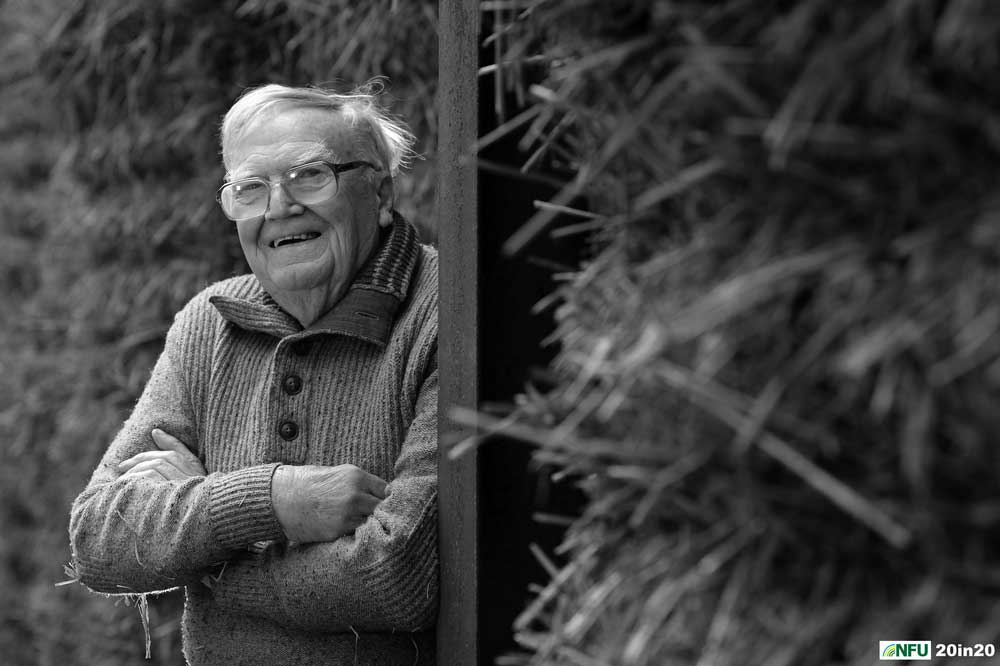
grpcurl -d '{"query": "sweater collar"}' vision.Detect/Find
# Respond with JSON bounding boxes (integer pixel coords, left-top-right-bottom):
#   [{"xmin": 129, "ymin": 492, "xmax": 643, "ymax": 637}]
[{"xmin": 209, "ymin": 213, "xmax": 421, "ymax": 346}]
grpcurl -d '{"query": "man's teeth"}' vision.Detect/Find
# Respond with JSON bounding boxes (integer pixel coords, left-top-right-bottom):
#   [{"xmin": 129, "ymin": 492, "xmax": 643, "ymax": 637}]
[{"xmin": 272, "ymin": 232, "xmax": 320, "ymax": 248}]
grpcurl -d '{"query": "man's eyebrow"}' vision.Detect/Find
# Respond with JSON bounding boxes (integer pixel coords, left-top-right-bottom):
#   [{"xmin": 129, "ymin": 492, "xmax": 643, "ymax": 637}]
[
  {"xmin": 228, "ymin": 145, "xmax": 334, "ymax": 180},
  {"xmin": 296, "ymin": 146, "xmax": 334, "ymax": 163}
]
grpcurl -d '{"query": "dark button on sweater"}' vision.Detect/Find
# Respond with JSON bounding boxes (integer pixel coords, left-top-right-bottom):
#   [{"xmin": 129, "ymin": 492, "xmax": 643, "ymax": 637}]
[
  {"xmin": 282, "ymin": 374, "xmax": 303, "ymax": 395},
  {"xmin": 278, "ymin": 421, "xmax": 299, "ymax": 441}
]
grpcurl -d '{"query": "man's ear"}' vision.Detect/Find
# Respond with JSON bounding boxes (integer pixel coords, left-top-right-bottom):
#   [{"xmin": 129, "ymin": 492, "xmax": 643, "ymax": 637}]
[{"xmin": 376, "ymin": 174, "xmax": 394, "ymax": 227}]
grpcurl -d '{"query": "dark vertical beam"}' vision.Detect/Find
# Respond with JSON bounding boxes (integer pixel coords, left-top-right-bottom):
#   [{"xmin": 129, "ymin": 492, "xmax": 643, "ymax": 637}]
[{"xmin": 437, "ymin": 0, "xmax": 480, "ymax": 664}]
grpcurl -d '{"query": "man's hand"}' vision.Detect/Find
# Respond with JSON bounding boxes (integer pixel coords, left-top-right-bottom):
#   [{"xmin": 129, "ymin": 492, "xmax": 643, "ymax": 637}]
[
  {"xmin": 271, "ymin": 464, "xmax": 388, "ymax": 544},
  {"xmin": 118, "ymin": 429, "xmax": 207, "ymax": 481}
]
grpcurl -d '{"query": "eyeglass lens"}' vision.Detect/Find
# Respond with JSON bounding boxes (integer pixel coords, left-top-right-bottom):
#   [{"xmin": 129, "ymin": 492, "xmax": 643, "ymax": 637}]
[{"xmin": 220, "ymin": 163, "xmax": 339, "ymax": 220}]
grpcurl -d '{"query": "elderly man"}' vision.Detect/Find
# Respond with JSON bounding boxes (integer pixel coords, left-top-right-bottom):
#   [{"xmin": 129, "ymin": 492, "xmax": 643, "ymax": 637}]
[{"xmin": 69, "ymin": 82, "xmax": 439, "ymax": 665}]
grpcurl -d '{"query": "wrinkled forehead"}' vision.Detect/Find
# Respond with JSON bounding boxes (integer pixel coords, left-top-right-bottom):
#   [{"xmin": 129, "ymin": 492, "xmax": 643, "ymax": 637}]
[{"xmin": 224, "ymin": 106, "xmax": 376, "ymax": 179}]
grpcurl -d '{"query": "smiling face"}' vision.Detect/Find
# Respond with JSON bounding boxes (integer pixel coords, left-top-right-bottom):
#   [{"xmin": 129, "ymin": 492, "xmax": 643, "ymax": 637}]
[{"xmin": 225, "ymin": 106, "xmax": 393, "ymax": 323}]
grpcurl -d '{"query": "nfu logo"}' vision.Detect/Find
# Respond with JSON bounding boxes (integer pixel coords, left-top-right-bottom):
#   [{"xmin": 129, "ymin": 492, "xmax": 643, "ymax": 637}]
[{"xmin": 879, "ymin": 641, "xmax": 932, "ymax": 660}]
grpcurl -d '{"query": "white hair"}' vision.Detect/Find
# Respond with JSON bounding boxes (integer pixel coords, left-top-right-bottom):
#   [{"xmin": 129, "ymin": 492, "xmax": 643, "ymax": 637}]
[{"xmin": 220, "ymin": 79, "xmax": 417, "ymax": 178}]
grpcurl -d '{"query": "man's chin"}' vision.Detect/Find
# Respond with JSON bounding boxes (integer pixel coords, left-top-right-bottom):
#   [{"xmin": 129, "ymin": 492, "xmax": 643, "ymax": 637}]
[
  {"xmin": 256, "ymin": 262, "xmax": 347, "ymax": 299},
  {"xmin": 264, "ymin": 269, "xmax": 329, "ymax": 293}
]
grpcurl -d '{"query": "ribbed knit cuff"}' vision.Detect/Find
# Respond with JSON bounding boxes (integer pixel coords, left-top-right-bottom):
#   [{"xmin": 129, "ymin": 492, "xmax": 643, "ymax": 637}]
[{"xmin": 209, "ymin": 464, "xmax": 285, "ymax": 551}]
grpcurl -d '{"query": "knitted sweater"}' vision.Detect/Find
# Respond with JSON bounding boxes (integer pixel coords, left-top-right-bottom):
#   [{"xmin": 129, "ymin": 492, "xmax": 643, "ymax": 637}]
[{"xmin": 69, "ymin": 217, "xmax": 439, "ymax": 665}]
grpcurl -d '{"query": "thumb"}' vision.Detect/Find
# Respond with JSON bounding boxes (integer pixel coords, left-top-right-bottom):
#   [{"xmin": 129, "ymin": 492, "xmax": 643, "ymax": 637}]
[{"xmin": 151, "ymin": 428, "xmax": 194, "ymax": 456}]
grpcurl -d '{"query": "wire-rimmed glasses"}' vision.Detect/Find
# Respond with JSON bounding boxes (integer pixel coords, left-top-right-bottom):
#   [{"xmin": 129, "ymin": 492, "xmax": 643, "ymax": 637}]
[{"xmin": 217, "ymin": 160, "xmax": 378, "ymax": 221}]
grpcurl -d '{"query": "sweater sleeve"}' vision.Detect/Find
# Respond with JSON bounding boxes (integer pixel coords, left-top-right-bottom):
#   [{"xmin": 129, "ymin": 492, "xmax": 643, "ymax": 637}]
[
  {"xmin": 206, "ymin": 365, "xmax": 439, "ymax": 632},
  {"xmin": 68, "ymin": 305, "xmax": 286, "ymax": 594}
]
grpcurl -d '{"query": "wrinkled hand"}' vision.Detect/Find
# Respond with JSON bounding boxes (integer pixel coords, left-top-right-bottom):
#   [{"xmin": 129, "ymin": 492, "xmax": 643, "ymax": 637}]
[
  {"xmin": 118, "ymin": 429, "xmax": 207, "ymax": 481},
  {"xmin": 271, "ymin": 464, "xmax": 388, "ymax": 544}
]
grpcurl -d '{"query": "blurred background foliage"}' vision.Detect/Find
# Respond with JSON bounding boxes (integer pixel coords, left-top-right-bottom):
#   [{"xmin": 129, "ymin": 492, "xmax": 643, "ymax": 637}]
[{"xmin": 0, "ymin": 0, "xmax": 437, "ymax": 663}]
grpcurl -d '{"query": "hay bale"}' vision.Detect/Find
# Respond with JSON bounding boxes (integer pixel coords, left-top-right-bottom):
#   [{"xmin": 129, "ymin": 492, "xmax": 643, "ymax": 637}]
[{"xmin": 485, "ymin": 1, "xmax": 1000, "ymax": 664}]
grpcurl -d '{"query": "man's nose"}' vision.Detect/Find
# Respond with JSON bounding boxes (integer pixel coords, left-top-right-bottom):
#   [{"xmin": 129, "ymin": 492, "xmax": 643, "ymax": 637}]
[{"xmin": 264, "ymin": 182, "xmax": 303, "ymax": 219}]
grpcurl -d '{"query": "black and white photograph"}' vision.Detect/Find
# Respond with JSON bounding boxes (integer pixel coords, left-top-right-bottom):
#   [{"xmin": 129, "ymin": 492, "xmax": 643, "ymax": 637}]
[{"xmin": 2, "ymin": 1, "xmax": 999, "ymax": 664}]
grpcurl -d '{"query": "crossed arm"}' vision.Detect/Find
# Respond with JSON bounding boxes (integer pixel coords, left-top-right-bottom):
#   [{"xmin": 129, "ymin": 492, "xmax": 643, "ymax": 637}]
[
  {"xmin": 118, "ymin": 429, "xmax": 388, "ymax": 545},
  {"xmin": 69, "ymin": 342, "xmax": 439, "ymax": 632}
]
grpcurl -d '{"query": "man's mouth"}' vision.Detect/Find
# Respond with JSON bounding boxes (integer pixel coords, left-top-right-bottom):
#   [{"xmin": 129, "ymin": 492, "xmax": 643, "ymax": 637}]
[{"xmin": 270, "ymin": 232, "xmax": 321, "ymax": 248}]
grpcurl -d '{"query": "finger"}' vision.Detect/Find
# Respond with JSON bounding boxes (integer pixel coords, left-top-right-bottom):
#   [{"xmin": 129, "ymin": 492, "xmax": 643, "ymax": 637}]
[
  {"xmin": 343, "ymin": 510, "xmax": 374, "ymax": 535},
  {"xmin": 136, "ymin": 469, "xmax": 168, "ymax": 481},
  {"xmin": 121, "ymin": 461, "xmax": 171, "ymax": 481},
  {"xmin": 151, "ymin": 428, "xmax": 195, "ymax": 456},
  {"xmin": 356, "ymin": 494, "xmax": 381, "ymax": 515},
  {"xmin": 151, "ymin": 429, "xmax": 206, "ymax": 476},
  {"xmin": 346, "ymin": 496, "xmax": 381, "ymax": 532},
  {"xmin": 359, "ymin": 471, "xmax": 389, "ymax": 500},
  {"xmin": 118, "ymin": 450, "xmax": 202, "ymax": 476},
  {"xmin": 118, "ymin": 450, "xmax": 171, "ymax": 472},
  {"xmin": 122, "ymin": 459, "xmax": 185, "ymax": 481},
  {"xmin": 124, "ymin": 468, "xmax": 167, "ymax": 482}
]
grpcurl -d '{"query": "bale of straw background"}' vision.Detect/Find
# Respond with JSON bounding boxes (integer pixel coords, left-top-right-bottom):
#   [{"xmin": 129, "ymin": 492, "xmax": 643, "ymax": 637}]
[
  {"xmin": 0, "ymin": 1, "xmax": 436, "ymax": 663},
  {"xmin": 484, "ymin": 1, "xmax": 1000, "ymax": 664}
]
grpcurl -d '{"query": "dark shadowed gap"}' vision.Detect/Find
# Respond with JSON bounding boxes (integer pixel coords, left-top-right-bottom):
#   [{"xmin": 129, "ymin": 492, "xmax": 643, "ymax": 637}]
[{"xmin": 475, "ymin": 13, "xmax": 588, "ymax": 666}]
